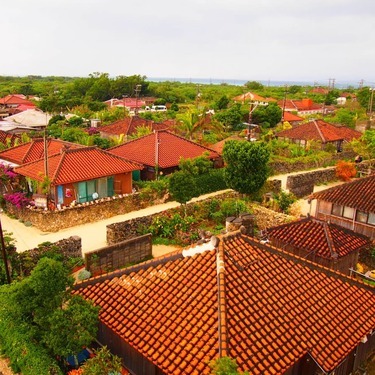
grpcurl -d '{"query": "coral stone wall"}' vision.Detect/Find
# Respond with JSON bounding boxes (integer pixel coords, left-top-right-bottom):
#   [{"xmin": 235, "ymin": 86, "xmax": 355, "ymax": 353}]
[
  {"xmin": 5, "ymin": 193, "xmax": 146, "ymax": 232},
  {"xmin": 286, "ymin": 168, "xmax": 337, "ymax": 198},
  {"xmin": 85, "ymin": 234, "xmax": 152, "ymax": 275},
  {"xmin": 269, "ymin": 150, "xmax": 355, "ymax": 174}
]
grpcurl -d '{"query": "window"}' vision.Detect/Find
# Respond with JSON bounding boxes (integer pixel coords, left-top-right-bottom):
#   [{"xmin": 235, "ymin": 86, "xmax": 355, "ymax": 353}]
[
  {"xmin": 343, "ymin": 206, "xmax": 354, "ymax": 219},
  {"xmin": 332, "ymin": 204, "xmax": 343, "ymax": 217},
  {"xmin": 356, "ymin": 211, "xmax": 368, "ymax": 223},
  {"xmin": 368, "ymin": 213, "xmax": 375, "ymax": 226}
]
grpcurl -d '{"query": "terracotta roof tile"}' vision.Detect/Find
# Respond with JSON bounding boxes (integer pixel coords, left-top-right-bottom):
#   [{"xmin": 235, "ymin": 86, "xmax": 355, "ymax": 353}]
[
  {"xmin": 0, "ymin": 138, "xmax": 82, "ymax": 165},
  {"xmin": 74, "ymin": 234, "xmax": 375, "ymax": 375},
  {"xmin": 267, "ymin": 217, "xmax": 370, "ymax": 259},
  {"xmin": 109, "ymin": 130, "xmax": 221, "ymax": 168},
  {"xmin": 311, "ymin": 175, "xmax": 375, "ymax": 213},
  {"xmin": 0, "ymin": 130, "xmax": 20, "ymax": 148},
  {"xmin": 277, "ymin": 120, "xmax": 361, "ymax": 143},
  {"xmin": 14, "ymin": 146, "xmax": 142, "ymax": 185}
]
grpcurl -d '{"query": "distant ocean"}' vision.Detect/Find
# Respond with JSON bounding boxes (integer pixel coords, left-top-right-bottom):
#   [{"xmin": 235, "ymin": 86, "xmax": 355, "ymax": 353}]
[{"xmin": 147, "ymin": 77, "xmax": 359, "ymax": 89}]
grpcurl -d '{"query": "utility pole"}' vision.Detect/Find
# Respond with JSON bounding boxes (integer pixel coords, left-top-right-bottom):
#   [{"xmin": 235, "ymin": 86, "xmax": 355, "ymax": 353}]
[
  {"xmin": 358, "ymin": 79, "xmax": 364, "ymax": 89},
  {"xmin": 369, "ymin": 87, "xmax": 374, "ymax": 118},
  {"xmin": 134, "ymin": 84, "xmax": 142, "ymax": 116},
  {"xmin": 282, "ymin": 84, "xmax": 288, "ymax": 122}
]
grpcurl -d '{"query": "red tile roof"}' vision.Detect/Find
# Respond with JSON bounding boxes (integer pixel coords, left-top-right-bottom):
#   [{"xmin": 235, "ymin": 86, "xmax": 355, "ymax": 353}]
[
  {"xmin": 282, "ymin": 111, "xmax": 303, "ymax": 122},
  {"xmin": 0, "ymin": 130, "xmax": 20, "ymax": 148},
  {"xmin": 233, "ymin": 92, "xmax": 276, "ymax": 103},
  {"xmin": 100, "ymin": 116, "xmax": 171, "ymax": 137},
  {"xmin": 14, "ymin": 146, "xmax": 142, "ymax": 185},
  {"xmin": 74, "ymin": 233, "xmax": 375, "ymax": 375},
  {"xmin": 278, "ymin": 99, "xmax": 323, "ymax": 112},
  {"xmin": 0, "ymin": 138, "xmax": 82, "ymax": 165},
  {"xmin": 311, "ymin": 175, "xmax": 375, "ymax": 213},
  {"xmin": 276, "ymin": 120, "xmax": 362, "ymax": 143},
  {"xmin": 267, "ymin": 217, "xmax": 370, "ymax": 259},
  {"xmin": 0, "ymin": 94, "xmax": 35, "ymax": 106},
  {"xmin": 109, "ymin": 130, "xmax": 221, "ymax": 168}
]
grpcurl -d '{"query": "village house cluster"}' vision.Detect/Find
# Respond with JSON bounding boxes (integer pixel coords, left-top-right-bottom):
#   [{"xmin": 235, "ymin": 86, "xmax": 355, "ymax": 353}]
[{"xmin": 0, "ymin": 85, "xmax": 374, "ymax": 374}]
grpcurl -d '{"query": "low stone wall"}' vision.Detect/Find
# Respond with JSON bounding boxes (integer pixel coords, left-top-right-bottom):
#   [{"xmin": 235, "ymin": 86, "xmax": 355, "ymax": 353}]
[
  {"xmin": 250, "ymin": 205, "xmax": 295, "ymax": 230},
  {"xmin": 286, "ymin": 168, "xmax": 337, "ymax": 198},
  {"xmin": 17, "ymin": 236, "xmax": 82, "ymax": 276},
  {"xmin": 5, "ymin": 193, "xmax": 148, "ymax": 232},
  {"xmin": 270, "ymin": 150, "xmax": 356, "ymax": 175},
  {"xmin": 106, "ymin": 191, "xmax": 238, "ymax": 245},
  {"xmin": 85, "ymin": 234, "xmax": 152, "ymax": 276}
]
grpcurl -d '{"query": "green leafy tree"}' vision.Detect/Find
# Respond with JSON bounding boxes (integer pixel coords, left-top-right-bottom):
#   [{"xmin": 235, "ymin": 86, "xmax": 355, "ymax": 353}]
[
  {"xmin": 215, "ymin": 95, "xmax": 230, "ymax": 110},
  {"xmin": 168, "ymin": 170, "xmax": 198, "ymax": 207},
  {"xmin": 177, "ymin": 110, "xmax": 201, "ymax": 140},
  {"xmin": 1, "ymin": 258, "xmax": 99, "ymax": 365},
  {"xmin": 244, "ymin": 81, "xmax": 264, "ymax": 90},
  {"xmin": 223, "ymin": 140, "xmax": 270, "ymax": 195},
  {"xmin": 214, "ymin": 103, "xmax": 244, "ymax": 131},
  {"xmin": 357, "ymin": 87, "xmax": 373, "ymax": 111},
  {"xmin": 351, "ymin": 129, "xmax": 375, "ymax": 162},
  {"xmin": 43, "ymin": 295, "xmax": 99, "ymax": 357},
  {"xmin": 251, "ymin": 103, "xmax": 282, "ymax": 128},
  {"xmin": 179, "ymin": 152, "xmax": 212, "ymax": 176}
]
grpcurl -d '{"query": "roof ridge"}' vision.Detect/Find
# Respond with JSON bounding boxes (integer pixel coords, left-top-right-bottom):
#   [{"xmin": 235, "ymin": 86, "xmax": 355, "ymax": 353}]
[
  {"xmin": 322, "ymin": 221, "xmax": 338, "ymax": 258},
  {"xmin": 313, "ymin": 119, "xmax": 326, "ymax": 143},
  {"xmin": 73, "ymin": 249, "xmax": 185, "ymax": 290},
  {"xmin": 217, "ymin": 240, "xmax": 228, "ymax": 358},
  {"xmin": 236, "ymin": 233, "xmax": 375, "ymax": 292}
]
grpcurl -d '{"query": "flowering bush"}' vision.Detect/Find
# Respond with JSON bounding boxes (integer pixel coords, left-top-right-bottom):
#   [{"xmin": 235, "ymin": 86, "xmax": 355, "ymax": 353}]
[
  {"xmin": 0, "ymin": 163, "xmax": 17, "ymax": 181},
  {"xmin": 4, "ymin": 192, "xmax": 33, "ymax": 209},
  {"xmin": 336, "ymin": 160, "xmax": 357, "ymax": 181}
]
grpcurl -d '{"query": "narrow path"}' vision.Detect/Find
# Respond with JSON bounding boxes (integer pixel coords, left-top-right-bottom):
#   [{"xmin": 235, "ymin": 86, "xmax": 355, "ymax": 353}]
[{"xmin": 1, "ymin": 166, "xmax": 341, "ymax": 256}]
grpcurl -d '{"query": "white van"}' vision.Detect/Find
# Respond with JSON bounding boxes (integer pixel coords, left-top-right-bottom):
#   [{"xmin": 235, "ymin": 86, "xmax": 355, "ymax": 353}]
[{"xmin": 151, "ymin": 105, "xmax": 167, "ymax": 112}]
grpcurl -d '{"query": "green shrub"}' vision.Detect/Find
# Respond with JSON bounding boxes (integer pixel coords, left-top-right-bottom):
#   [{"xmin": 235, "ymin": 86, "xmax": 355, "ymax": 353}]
[
  {"xmin": 195, "ymin": 169, "xmax": 228, "ymax": 195},
  {"xmin": 273, "ymin": 191, "xmax": 297, "ymax": 214}
]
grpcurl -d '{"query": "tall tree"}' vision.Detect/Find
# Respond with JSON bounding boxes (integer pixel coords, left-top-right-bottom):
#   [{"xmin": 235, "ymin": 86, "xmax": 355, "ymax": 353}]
[
  {"xmin": 222, "ymin": 140, "xmax": 270, "ymax": 195},
  {"xmin": 0, "ymin": 257, "xmax": 99, "ymax": 371},
  {"xmin": 251, "ymin": 103, "xmax": 282, "ymax": 128}
]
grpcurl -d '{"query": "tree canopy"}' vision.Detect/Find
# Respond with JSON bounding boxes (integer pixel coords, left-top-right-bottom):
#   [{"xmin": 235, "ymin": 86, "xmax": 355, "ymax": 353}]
[
  {"xmin": 0, "ymin": 258, "xmax": 99, "ymax": 374},
  {"xmin": 222, "ymin": 140, "xmax": 270, "ymax": 195}
]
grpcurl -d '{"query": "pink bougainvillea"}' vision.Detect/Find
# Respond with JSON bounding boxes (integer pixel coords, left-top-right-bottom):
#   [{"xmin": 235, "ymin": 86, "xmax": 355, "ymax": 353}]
[{"xmin": 4, "ymin": 192, "xmax": 33, "ymax": 209}]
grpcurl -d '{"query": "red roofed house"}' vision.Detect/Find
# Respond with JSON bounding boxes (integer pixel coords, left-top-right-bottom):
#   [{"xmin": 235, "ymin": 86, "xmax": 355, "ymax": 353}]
[
  {"xmin": 281, "ymin": 111, "xmax": 304, "ymax": 125},
  {"xmin": 0, "ymin": 94, "xmax": 36, "ymax": 109},
  {"xmin": 109, "ymin": 130, "xmax": 222, "ymax": 180},
  {"xmin": 99, "ymin": 116, "xmax": 172, "ymax": 141},
  {"xmin": 0, "ymin": 138, "xmax": 82, "ymax": 167},
  {"xmin": 13, "ymin": 146, "xmax": 142, "ymax": 209},
  {"xmin": 310, "ymin": 175, "xmax": 375, "ymax": 239},
  {"xmin": 233, "ymin": 92, "xmax": 276, "ymax": 106},
  {"xmin": 0, "ymin": 130, "xmax": 20, "ymax": 149},
  {"xmin": 277, "ymin": 98, "xmax": 326, "ymax": 116},
  {"xmin": 266, "ymin": 217, "xmax": 371, "ymax": 274},
  {"xmin": 73, "ymin": 232, "xmax": 375, "ymax": 375},
  {"xmin": 276, "ymin": 119, "xmax": 362, "ymax": 152},
  {"xmin": 104, "ymin": 98, "xmax": 146, "ymax": 113}
]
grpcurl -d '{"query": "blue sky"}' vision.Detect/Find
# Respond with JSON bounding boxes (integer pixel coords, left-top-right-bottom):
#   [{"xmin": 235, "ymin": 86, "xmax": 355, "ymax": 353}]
[{"xmin": 2, "ymin": 0, "xmax": 375, "ymax": 85}]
